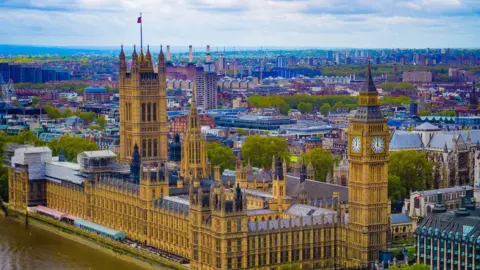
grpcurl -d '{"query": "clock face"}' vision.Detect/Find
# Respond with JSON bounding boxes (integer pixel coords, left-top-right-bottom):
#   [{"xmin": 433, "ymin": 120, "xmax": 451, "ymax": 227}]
[
  {"xmin": 351, "ymin": 136, "xmax": 361, "ymax": 153},
  {"xmin": 371, "ymin": 137, "xmax": 385, "ymax": 153}
]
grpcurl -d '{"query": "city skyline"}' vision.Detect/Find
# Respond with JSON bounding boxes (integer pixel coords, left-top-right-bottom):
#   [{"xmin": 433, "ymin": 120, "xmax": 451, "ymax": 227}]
[{"xmin": 1, "ymin": 0, "xmax": 479, "ymax": 48}]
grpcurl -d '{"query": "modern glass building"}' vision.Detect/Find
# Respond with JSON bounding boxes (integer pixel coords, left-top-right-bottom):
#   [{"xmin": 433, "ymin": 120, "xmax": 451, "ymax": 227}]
[{"xmin": 416, "ymin": 191, "xmax": 480, "ymax": 270}]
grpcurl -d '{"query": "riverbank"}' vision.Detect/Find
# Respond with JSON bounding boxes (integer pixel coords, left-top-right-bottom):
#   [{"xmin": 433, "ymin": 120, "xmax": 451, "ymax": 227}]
[{"xmin": 4, "ymin": 204, "xmax": 188, "ymax": 270}]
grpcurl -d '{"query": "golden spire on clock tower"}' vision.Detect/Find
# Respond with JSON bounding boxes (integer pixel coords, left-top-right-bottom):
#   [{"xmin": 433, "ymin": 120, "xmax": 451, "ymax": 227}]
[{"xmin": 347, "ymin": 60, "xmax": 389, "ymax": 267}]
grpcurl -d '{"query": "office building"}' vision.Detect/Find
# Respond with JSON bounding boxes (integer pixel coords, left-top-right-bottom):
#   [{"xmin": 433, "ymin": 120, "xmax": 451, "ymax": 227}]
[
  {"xmin": 276, "ymin": 56, "xmax": 287, "ymax": 68},
  {"xmin": 195, "ymin": 67, "xmax": 218, "ymax": 110}
]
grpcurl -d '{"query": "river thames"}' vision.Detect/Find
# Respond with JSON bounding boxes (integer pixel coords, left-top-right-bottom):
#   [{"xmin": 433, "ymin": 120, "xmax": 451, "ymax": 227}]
[{"xmin": 0, "ymin": 215, "xmax": 143, "ymax": 270}]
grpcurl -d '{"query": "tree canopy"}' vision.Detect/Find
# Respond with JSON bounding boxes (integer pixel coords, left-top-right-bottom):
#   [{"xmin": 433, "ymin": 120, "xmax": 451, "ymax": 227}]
[
  {"xmin": 389, "ymin": 264, "xmax": 430, "ymax": 270},
  {"xmin": 417, "ymin": 110, "xmax": 432, "ymax": 116},
  {"xmin": 389, "ymin": 150, "xmax": 434, "ymax": 201},
  {"xmin": 297, "ymin": 102, "xmax": 313, "ymax": 114},
  {"xmin": 241, "ymin": 135, "xmax": 290, "ymax": 169},
  {"xmin": 302, "ymin": 148, "xmax": 337, "ymax": 182},
  {"xmin": 75, "ymin": 111, "xmax": 96, "ymax": 122},
  {"xmin": 380, "ymin": 95, "xmax": 412, "ymax": 105},
  {"xmin": 95, "ymin": 115, "xmax": 107, "ymax": 129},
  {"xmin": 207, "ymin": 143, "xmax": 236, "ymax": 174},
  {"xmin": 48, "ymin": 135, "xmax": 98, "ymax": 162},
  {"xmin": 379, "ymin": 82, "xmax": 416, "ymax": 92},
  {"xmin": 248, "ymin": 95, "xmax": 358, "ymax": 116}
]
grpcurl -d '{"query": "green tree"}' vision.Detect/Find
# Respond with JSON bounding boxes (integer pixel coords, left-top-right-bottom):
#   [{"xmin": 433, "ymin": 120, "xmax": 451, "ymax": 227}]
[
  {"xmin": 417, "ymin": 110, "xmax": 432, "ymax": 116},
  {"xmin": 389, "ymin": 264, "xmax": 430, "ymax": 270},
  {"xmin": 207, "ymin": 143, "xmax": 236, "ymax": 174},
  {"xmin": 241, "ymin": 135, "xmax": 290, "ymax": 169},
  {"xmin": 435, "ymin": 110, "xmax": 456, "ymax": 117},
  {"xmin": 297, "ymin": 102, "xmax": 313, "ymax": 114},
  {"xmin": 388, "ymin": 174, "xmax": 406, "ymax": 201},
  {"xmin": 319, "ymin": 103, "xmax": 331, "ymax": 116},
  {"xmin": 389, "ymin": 150, "xmax": 434, "ymax": 200},
  {"xmin": 44, "ymin": 105, "xmax": 62, "ymax": 119},
  {"xmin": 278, "ymin": 103, "xmax": 290, "ymax": 115},
  {"xmin": 62, "ymin": 108, "xmax": 74, "ymax": 118},
  {"xmin": 237, "ymin": 128, "xmax": 247, "ymax": 136},
  {"xmin": 48, "ymin": 135, "xmax": 98, "ymax": 162},
  {"xmin": 332, "ymin": 101, "xmax": 345, "ymax": 111},
  {"xmin": 381, "ymin": 95, "xmax": 411, "ymax": 105},
  {"xmin": 302, "ymin": 148, "xmax": 337, "ymax": 182},
  {"xmin": 95, "ymin": 115, "xmax": 107, "ymax": 129},
  {"xmin": 31, "ymin": 96, "xmax": 40, "ymax": 107},
  {"xmin": 75, "ymin": 111, "xmax": 96, "ymax": 122},
  {"xmin": 88, "ymin": 125, "xmax": 103, "ymax": 131}
]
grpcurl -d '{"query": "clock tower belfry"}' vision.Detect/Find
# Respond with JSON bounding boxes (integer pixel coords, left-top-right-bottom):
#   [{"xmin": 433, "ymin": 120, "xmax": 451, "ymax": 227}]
[{"xmin": 348, "ymin": 62, "xmax": 389, "ymax": 267}]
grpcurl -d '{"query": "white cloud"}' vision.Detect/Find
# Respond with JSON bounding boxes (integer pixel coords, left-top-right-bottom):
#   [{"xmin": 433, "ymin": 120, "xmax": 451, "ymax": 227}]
[{"xmin": 0, "ymin": 0, "xmax": 478, "ymax": 47}]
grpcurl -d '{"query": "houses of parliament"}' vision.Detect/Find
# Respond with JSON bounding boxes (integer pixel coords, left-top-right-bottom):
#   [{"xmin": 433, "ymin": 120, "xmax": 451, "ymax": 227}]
[{"xmin": 7, "ymin": 45, "xmax": 390, "ymax": 269}]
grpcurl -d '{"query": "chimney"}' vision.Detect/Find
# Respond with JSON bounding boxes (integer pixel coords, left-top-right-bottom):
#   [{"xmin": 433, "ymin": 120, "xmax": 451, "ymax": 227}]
[
  {"xmin": 432, "ymin": 192, "xmax": 446, "ymax": 213},
  {"xmin": 455, "ymin": 195, "xmax": 470, "ymax": 217},
  {"xmin": 206, "ymin": 45, "xmax": 211, "ymax": 63},
  {"xmin": 166, "ymin": 45, "xmax": 171, "ymax": 62},
  {"xmin": 465, "ymin": 188, "xmax": 476, "ymax": 210},
  {"xmin": 188, "ymin": 45, "xmax": 193, "ymax": 63}
]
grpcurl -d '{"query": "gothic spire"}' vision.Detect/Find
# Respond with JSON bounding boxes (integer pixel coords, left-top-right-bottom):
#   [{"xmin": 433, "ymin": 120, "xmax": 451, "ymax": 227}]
[
  {"xmin": 120, "ymin": 44, "xmax": 125, "ymax": 58},
  {"xmin": 130, "ymin": 144, "xmax": 141, "ymax": 184},
  {"xmin": 159, "ymin": 44, "xmax": 165, "ymax": 62},
  {"xmin": 362, "ymin": 59, "xmax": 377, "ymax": 93}
]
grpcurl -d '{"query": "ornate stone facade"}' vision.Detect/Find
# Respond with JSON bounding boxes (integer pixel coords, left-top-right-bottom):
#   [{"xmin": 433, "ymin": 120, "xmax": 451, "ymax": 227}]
[
  {"xmin": 7, "ymin": 51, "xmax": 390, "ymax": 269},
  {"xmin": 119, "ymin": 45, "xmax": 168, "ymax": 164}
]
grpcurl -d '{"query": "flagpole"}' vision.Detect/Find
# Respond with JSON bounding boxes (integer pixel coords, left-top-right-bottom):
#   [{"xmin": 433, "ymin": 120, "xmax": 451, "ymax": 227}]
[{"xmin": 140, "ymin": 12, "xmax": 143, "ymax": 50}]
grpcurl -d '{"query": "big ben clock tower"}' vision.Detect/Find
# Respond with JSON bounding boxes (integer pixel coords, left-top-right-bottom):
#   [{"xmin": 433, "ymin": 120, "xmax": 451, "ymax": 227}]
[{"xmin": 348, "ymin": 62, "xmax": 389, "ymax": 267}]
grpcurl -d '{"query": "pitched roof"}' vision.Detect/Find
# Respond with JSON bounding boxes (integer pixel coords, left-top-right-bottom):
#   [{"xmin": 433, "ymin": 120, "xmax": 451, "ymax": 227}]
[
  {"xmin": 389, "ymin": 131, "xmax": 423, "ymax": 150},
  {"xmin": 414, "ymin": 122, "xmax": 440, "ymax": 131},
  {"xmin": 286, "ymin": 175, "xmax": 348, "ymax": 201},
  {"xmin": 391, "ymin": 213, "xmax": 411, "ymax": 224}
]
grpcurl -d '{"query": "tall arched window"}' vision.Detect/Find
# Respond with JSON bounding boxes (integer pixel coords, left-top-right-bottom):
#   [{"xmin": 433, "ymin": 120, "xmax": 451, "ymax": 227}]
[
  {"xmin": 153, "ymin": 103, "xmax": 157, "ymax": 121},
  {"xmin": 153, "ymin": 139, "xmax": 158, "ymax": 157},
  {"xmin": 148, "ymin": 139, "xmax": 152, "ymax": 157},
  {"xmin": 147, "ymin": 103, "xmax": 151, "ymax": 122},
  {"xmin": 142, "ymin": 139, "xmax": 146, "ymax": 157},
  {"xmin": 142, "ymin": 103, "xmax": 146, "ymax": 122}
]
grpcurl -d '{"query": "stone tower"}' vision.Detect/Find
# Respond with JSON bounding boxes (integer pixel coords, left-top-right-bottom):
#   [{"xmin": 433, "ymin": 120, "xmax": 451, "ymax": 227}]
[
  {"xmin": 348, "ymin": 61, "xmax": 389, "ymax": 267},
  {"xmin": 269, "ymin": 157, "xmax": 290, "ymax": 212},
  {"xmin": 180, "ymin": 86, "xmax": 208, "ymax": 187},
  {"xmin": 119, "ymin": 45, "xmax": 168, "ymax": 164}
]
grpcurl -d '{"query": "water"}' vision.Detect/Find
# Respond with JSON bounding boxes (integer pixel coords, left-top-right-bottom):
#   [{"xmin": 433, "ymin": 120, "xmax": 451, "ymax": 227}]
[{"xmin": 0, "ymin": 216, "xmax": 141, "ymax": 270}]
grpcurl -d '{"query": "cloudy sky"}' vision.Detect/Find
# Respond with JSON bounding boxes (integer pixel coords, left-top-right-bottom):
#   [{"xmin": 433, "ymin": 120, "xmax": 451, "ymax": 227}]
[{"xmin": 1, "ymin": 0, "xmax": 479, "ymax": 48}]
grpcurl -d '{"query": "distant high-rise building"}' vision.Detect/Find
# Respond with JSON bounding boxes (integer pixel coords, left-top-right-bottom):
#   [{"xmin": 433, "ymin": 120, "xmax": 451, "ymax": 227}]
[
  {"xmin": 470, "ymin": 54, "xmax": 476, "ymax": 65},
  {"xmin": 287, "ymin": 56, "xmax": 296, "ymax": 66},
  {"xmin": 9, "ymin": 64, "xmax": 23, "ymax": 83},
  {"xmin": 56, "ymin": 71, "xmax": 70, "ymax": 81},
  {"xmin": 276, "ymin": 56, "xmax": 287, "ymax": 68},
  {"xmin": 41, "ymin": 69, "xmax": 56, "ymax": 83},
  {"xmin": 0, "ymin": 63, "xmax": 9, "ymax": 83},
  {"xmin": 346, "ymin": 57, "xmax": 352, "ymax": 65},
  {"xmin": 327, "ymin": 51, "xmax": 333, "ymax": 61},
  {"xmin": 195, "ymin": 68, "xmax": 218, "ymax": 110},
  {"xmin": 23, "ymin": 67, "xmax": 42, "ymax": 84},
  {"xmin": 335, "ymin": 53, "xmax": 340, "ymax": 64},
  {"xmin": 410, "ymin": 102, "xmax": 418, "ymax": 116}
]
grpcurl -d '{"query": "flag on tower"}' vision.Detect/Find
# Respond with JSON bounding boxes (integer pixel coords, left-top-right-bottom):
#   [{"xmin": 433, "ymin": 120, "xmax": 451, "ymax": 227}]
[{"xmin": 137, "ymin": 16, "xmax": 142, "ymax": 23}]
